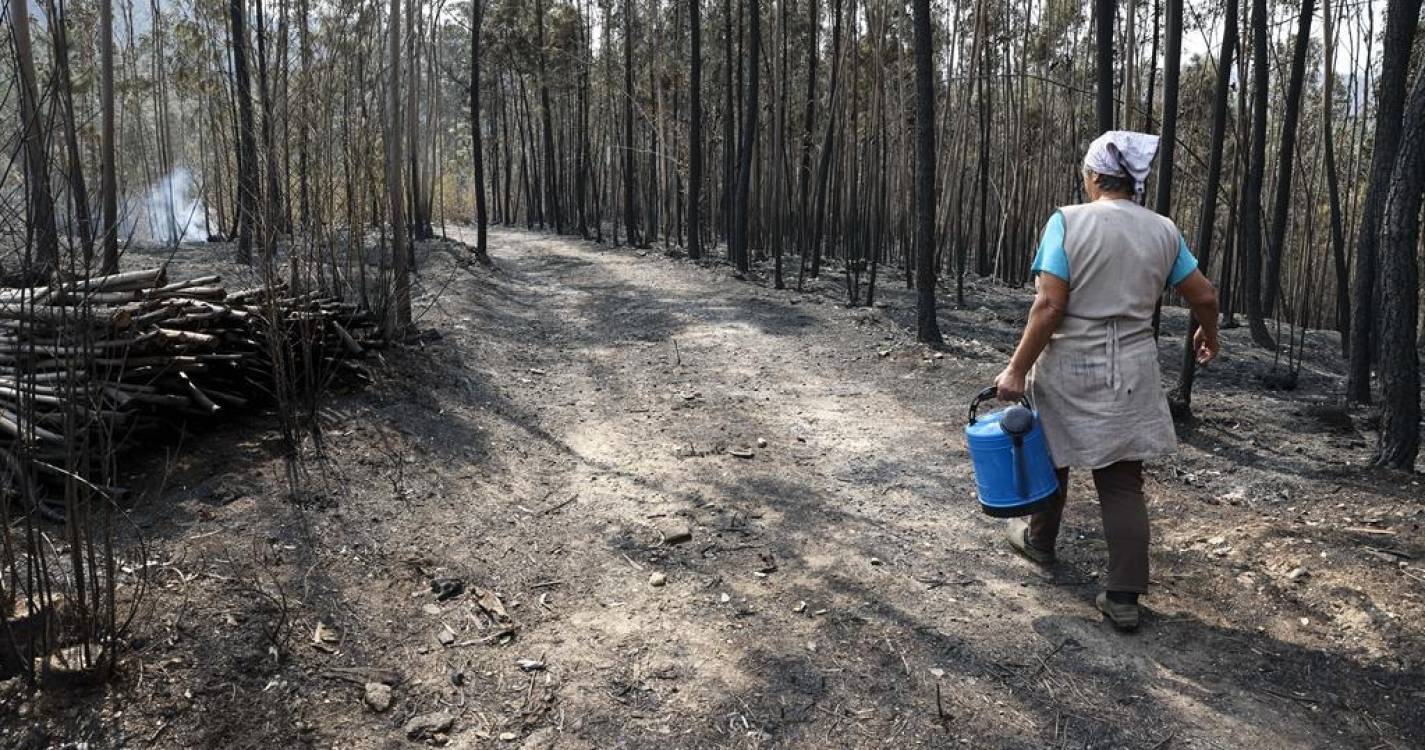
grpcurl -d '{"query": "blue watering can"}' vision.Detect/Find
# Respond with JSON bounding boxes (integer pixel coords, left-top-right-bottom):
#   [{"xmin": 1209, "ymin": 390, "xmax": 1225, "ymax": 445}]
[{"xmin": 964, "ymin": 386, "xmax": 1060, "ymax": 517}]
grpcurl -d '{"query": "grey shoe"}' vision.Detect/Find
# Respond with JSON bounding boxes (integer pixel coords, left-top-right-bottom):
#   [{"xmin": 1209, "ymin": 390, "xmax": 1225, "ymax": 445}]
[
  {"xmin": 1095, "ymin": 592, "xmax": 1141, "ymax": 632},
  {"xmin": 1005, "ymin": 519, "xmax": 1055, "ymax": 564}
]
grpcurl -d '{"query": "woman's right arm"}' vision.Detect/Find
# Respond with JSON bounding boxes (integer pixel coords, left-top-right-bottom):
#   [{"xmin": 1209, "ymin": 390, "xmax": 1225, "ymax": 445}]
[
  {"xmin": 994, "ymin": 274, "xmax": 1069, "ymax": 401},
  {"xmin": 1176, "ymin": 270, "xmax": 1220, "ymax": 364}
]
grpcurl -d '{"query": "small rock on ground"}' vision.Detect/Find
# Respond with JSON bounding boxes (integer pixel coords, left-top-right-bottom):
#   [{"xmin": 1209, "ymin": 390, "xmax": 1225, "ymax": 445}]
[
  {"xmin": 659, "ymin": 523, "xmax": 693, "ymax": 545},
  {"xmin": 520, "ymin": 728, "xmax": 558, "ymax": 750},
  {"xmin": 363, "ymin": 682, "xmax": 393, "ymax": 713},
  {"xmin": 404, "ymin": 710, "xmax": 454, "ymax": 740}
]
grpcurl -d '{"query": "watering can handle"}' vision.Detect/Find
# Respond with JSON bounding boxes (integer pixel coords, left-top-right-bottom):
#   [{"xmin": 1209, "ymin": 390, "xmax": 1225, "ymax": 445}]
[{"xmin": 967, "ymin": 386, "xmax": 1033, "ymax": 425}]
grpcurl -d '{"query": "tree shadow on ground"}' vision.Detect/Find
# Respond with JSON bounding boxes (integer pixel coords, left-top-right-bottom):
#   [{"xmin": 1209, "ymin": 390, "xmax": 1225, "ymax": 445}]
[
  {"xmin": 1175, "ymin": 421, "xmax": 1382, "ymax": 485},
  {"xmin": 24, "ymin": 229, "xmax": 1414, "ymax": 748},
  {"xmin": 483, "ymin": 244, "xmax": 824, "ymax": 344},
  {"xmin": 429, "ymin": 232, "xmax": 1420, "ymax": 747},
  {"xmin": 648, "ymin": 471, "xmax": 1424, "ymax": 748}
]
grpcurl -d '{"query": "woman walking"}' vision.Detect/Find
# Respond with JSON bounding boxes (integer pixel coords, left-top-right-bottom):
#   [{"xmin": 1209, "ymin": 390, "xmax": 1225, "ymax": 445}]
[{"xmin": 993, "ymin": 131, "xmax": 1220, "ymax": 631}]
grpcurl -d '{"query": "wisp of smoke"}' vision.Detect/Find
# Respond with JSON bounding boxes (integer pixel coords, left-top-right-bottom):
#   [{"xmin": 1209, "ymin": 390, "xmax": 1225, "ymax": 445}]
[{"xmin": 127, "ymin": 167, "xmax": 209, "ymax": 244}]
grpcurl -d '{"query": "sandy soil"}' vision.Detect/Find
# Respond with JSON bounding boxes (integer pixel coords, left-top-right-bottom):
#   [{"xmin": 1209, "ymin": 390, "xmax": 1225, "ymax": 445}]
[{"xmin": 2, "ymin": 227, "xmax": 1421, "ymax": 749}]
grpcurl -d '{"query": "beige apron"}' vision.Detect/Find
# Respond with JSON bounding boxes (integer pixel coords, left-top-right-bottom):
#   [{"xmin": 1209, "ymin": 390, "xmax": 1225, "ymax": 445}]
[{"xmin": 1028, "ymin": 199, "xmax": 1181, "ymax": 469}]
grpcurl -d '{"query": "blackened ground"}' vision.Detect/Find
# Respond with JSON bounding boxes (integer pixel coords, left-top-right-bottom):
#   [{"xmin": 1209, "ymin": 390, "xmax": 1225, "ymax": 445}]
[{"xmin": 3, "ymin": 227, "xmax": 1420, "ymax": 749}]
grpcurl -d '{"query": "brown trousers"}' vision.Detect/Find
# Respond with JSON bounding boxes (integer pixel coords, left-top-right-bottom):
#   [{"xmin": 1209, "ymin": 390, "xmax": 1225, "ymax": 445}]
[{"xmin": 1028, "ymin": 461, "xmax": 1149, "ymax": 594}]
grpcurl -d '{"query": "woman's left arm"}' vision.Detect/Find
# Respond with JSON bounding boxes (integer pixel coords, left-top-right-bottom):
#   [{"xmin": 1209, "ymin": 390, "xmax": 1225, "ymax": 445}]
[{"xmin": 994, "ymin": 275, "xmax": 1070, "ymax": 401}]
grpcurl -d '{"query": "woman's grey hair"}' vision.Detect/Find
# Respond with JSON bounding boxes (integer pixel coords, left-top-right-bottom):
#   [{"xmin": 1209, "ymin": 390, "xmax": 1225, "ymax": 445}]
[{"xmin": 1083, "ymin": 167, "xmax": 1136, "ymax": 196}]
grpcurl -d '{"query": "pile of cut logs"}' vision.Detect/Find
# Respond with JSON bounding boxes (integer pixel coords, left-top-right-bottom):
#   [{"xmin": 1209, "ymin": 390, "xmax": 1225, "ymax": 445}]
[{"xmin": 0, "ymin": 268, "xmax": 381, "ymax": 510}]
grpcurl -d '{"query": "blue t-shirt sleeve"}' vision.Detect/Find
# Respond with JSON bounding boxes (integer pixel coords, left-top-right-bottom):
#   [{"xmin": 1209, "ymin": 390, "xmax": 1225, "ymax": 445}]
[
  {"xmin": 1167, "ymin": 234, "xmax": 1199, "ymax": 287},
  {"xmin": 1030, "ymin": 211, "xmax": 1069, "ymax": 282}
]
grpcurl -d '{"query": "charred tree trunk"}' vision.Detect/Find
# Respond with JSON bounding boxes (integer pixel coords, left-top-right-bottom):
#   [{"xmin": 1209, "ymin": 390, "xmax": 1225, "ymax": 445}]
[
  {"xmin": 49, "ymin": 0, "xmax": 96, "ymax": 265},
  {"xmin": 1172, "ymin": 0, "xmax": 1236, "ymax": 414},
  {"xmin": 1262, "ymin": 0, "xmax": 1314, "ymax": 319},
  {"xmin": 1373, "ymin": 66, "xmax": 1425, "ymax": 469},
  {"xmin": 576, "ymin": 11, "xmax": 592, "ymax": 239},
  {"xmin": 470, "ymin": 0, "xmax": 489, "ymax": 260},
  {"xmin": 1321, "ymin": 0, "xmax": 1349, "ymax": 354},
  {"xmin": 230, "ymin": 0, "xmax": 261, "ymax": 265},
  {"xmin": 255, "ymin": 0, "xmax": 282, "ymax": 253},
  {"xmin": 297, "ymin": 0, "xmax": 313, "ymax": 233},
  {"xmin": 623, "ymin": 0, "xmax": 642, "ymax": 246},
  {"xmin": 911, "ymin": 0, "xmax": 942, "ymax": 345},
  {"xmin": 688, "ymin": 0, "xmax": 704, "ymax": 260},
  {"xmin": 1347, "ymin": 0, "xmax": 1422, "ymax": 403},
  {"xmin": 407, "ymin": 0, "xmax": 432, "ymax": 241},
  {"xmin": 1153, "ymin": 0, "xmax": 1181, "ymax": 216},
  {"xmin": 721, "ymin": 0, "xmax": 735, "ymax": 248},
  {"xmin": 794, "ymin": 0, "xmax": 817, "ymax": 273},
  {"xmin": 731, "ymin": 0, "xmax": 760, "ymax": 274},
  {"xmin": 387, "ymin": 0, "xmax": 412, "ymax": 334},
  {"xmin": 536, "ymin": 0, "xmax": 561, "ymax": 233},
  {"xmin": 1094, "ymin": 0, "xmax": 1114, "ymax": 132},
  {"xmin": 1148, "ymin": 0, "xmax": 1182, "ymax": 339},
  {"xmin": 771, "ymin": 0, "xmax": 788, "ymax": 289},
  {"xmin": 10, "ymin": 0, "xmax": 59, "ymax": 273},
  {"xmin": 1239, "ymin": 0, "xmax": 1275, "ymax": 349},
  {"xmin": 100, "ymin": 0, "xmax": 119, "ymax": 272},
  {"xmin": 808, "ymin": 0, "xmax": 844, "ymax": 280}
]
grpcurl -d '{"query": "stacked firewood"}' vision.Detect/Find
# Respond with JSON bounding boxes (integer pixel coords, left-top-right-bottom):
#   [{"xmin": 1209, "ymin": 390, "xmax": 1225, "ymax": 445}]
[{"xmin": 0, "ymin": 268, "xmax": 382, "ymax": 507}]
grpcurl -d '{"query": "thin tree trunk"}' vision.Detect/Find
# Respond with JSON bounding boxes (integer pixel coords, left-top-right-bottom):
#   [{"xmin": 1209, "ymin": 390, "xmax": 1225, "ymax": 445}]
[
  {"xmin": 688, "ymin": 0, "xmax": 704, "ymax": 259},
  {"xmin": 1220, "ymin": 28, "xmax": 1250, "ymax": 328},
  {"xmin": 10, "ymin": 0, "xmax": 59, "ymax": 273},
  {"xmin": 1122, "ymin": 0, "xmax": 1137, "ymax": 128},
  {"xmin": 794, "ymin": 0, "xmax": 818, "ymax": 273},
  {"xmin": 387, "ymin": 0, "xmax": 412, "ymax": 334},
  {"xmin": 536, "ymin": 0, "xmax": 561, "ymax": 233},
  {"xmin": 49, "ymin": 0, "xmax": 96, "ymax": 264},
  {"xmin": 912, "ymin": 0, "xmax": 942, "ymax": 344},
  {"xmin": 646, "ymin": 48, "xmax": 661, "ymax": 244},
  {"xmin": 407, "ymin": 0, "xmax": 430, "ymax": 241},
  {"xmin": 624, "ymin": 0, "xmax": 641, "ymax": 246},
  {"xmin": 721, "ymin": 0, "xmax": 735, "ymax": 248},
  {"xmin": 771, "ymin": 0, "xmax": 788, "ymax": 288},
  {"xmin": 731, "ymin": 0, "xmax": 760, "ymax": 274},
  {"xmin": 576, "ymin": 7, "xmax": 592, "ymax": 239},
  {"xmin": 1321, "ymin": 0, "xmax": 1350, "ymax": 355},
  {"xmin": 1239, "ymin": 0, "xmax": 1275, "ymax": 349},
  {"xmin": 255, "ymin": 0, "xmax": 281, "ymax": 253},
  {"xmin": 470, "ymin": 0, "xmax": 489, "ymax": 259},
  {"xmin": 276, "ymin": 0, "xmax": 292, "ymax": 234},
  {"xmin": 100, "ymin": 0, "xmax": 119, "ymax": 272},
  {"xmin": 1153, "ymin": 0, "xmax": 1180, "ymax": 216},
  {"xmin": 1262, "ymin": 0, "xmax": 1314, "ymax": 319},
  {"xmin": 230, "ymin": 0, "xmax": 261, "ymax": 265},
  {"xmin": 1142, "ymin": 0, "xmax": 1160, "ymax": 130},
  {"xmin": 516, "ymin": 76, "xmax": 536, "ymax": 227},
  {"xmin": 808, "ymin": 0, "xmax": 845, "ymax": 280},
  {"xmin": 298, "ymin": 0, "xmax": 312, "ymax": 233},
  {"xmin": 1094, "ymin": 0, "xmax": 1114, "ymax": 132},
  {"xmin": 1173, "ymin": 0, "xmax": 1236, "ymax": 413},
  {"xmin": 1147, "ymin": 0, "xmax": 1182, "ymax": 340}
]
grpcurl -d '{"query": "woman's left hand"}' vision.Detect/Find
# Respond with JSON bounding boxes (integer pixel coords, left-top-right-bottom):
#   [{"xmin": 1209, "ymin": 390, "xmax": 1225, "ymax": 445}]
[{"xmin": 994, "ymin": 366, "xmax": 1027, "ymax": 402}]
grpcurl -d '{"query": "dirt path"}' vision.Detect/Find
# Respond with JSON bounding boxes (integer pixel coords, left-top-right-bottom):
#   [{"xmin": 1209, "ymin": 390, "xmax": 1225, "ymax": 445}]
[{"xmin": 7, "ymin": 228, "xmax": 1420, "ymax": 749}]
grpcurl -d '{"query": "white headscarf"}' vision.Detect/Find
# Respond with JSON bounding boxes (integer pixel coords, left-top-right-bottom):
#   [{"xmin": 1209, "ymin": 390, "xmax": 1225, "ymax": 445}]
[{"xmin": 1083, "ymin": 131, "xmax": 1161, "ymax": 200}]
